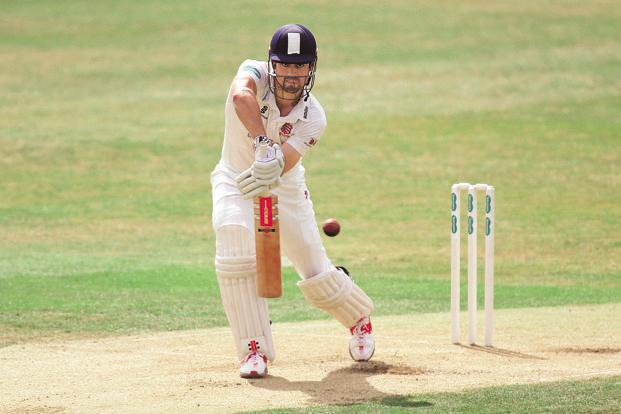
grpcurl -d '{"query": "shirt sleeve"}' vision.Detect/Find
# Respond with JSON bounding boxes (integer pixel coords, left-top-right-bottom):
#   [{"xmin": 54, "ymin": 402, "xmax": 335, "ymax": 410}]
[
  {"xmin": 286, "ymin": 106, "xmax": 327, "ymax": 157},
  {"xmin": 236, "ymin": 60, "xmax": 268, "ymax": 98}
]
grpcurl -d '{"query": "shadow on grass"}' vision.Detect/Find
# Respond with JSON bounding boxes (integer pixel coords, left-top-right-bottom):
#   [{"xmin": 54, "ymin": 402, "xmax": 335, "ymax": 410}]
[
  {"xmin": 382, "ymin": 395, "xmax": 433, "ymax": 408},
  {"xmin": 248, "ymin": 360, "xmax": 430, "ymax": 408}
]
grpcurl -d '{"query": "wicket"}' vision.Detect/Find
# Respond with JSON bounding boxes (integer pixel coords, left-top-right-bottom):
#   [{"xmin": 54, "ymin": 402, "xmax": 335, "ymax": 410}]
[{"xmin": 451, "ymin": 183, "xmax": 495, "ymax": 346}]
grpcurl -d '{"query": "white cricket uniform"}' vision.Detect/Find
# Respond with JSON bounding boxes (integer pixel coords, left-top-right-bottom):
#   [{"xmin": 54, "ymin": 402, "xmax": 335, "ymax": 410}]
[
  {"xmin": 212, "ymin": 59, "xmax": 331, "ymax": 279},
  {"xmin": 210, "ymin": 60, "xmax": 374, "ymax": 364}
]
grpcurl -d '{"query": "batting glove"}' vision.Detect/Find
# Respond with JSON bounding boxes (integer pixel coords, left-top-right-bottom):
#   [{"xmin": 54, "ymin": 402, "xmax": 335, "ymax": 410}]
[
  {"xmin": 234, "ymin": 139, "xmax": 284, "ymax": 199},
  {"xmin": 251, "ymin": 139, "xmax": 284, "ymax": 185},
  {"xmin": 235, "ymin": 168, "xmax": 279, "ymax": 199}
]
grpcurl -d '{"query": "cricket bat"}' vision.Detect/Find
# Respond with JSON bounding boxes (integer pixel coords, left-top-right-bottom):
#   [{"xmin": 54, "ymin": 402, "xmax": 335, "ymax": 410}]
[{"xmin": 254, "ymin": 195, "xmax": 282, "ymax": 298}]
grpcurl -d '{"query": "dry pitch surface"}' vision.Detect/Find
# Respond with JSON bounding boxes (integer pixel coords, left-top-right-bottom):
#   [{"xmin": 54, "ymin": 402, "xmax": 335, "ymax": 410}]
[{"xmin": 2, "ymin": 304, "xmax": 620, "ymax": 414}]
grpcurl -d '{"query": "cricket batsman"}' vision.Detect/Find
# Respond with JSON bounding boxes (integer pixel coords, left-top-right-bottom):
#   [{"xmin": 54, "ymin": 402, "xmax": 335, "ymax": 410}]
[{"xmin": 210, "ymin": 24, "xmax": 375, "ymax": 378}]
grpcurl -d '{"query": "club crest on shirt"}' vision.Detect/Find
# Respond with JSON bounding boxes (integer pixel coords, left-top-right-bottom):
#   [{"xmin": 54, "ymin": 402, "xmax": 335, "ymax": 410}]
[
  {"xmin": 279, "ymin": 123, "xmax": 294, "ymax": 140},
  {"xmin": 304, "ymin": 138, "xmax": 317, "ymax": 147}
]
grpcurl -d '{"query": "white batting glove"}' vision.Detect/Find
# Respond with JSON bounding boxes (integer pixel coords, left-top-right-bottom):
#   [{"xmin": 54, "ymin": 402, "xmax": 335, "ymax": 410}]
[
  {"xmin": 235, "ymin": 138, "xmax": 285, "ymax": 199},
  {"xmin": 235, "ymin": 167, "xmax": 279, "ymax": 199},
  {"xmin": 251, "ymin": 141, "xmax": 284, "ymax": 185}
]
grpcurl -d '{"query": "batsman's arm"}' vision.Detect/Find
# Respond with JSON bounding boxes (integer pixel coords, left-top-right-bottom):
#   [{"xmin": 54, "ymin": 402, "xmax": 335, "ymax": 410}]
[
  {"xmin": 280, "ymin": 143, "xmax": 301, "ymax": 174},
  {"xmin": 232, "ymin": 75, "xmax": 301, "ymax": 175},
  {"xmin": 231, "ymin": 75, "xmax": 266, "ymax": 139}
]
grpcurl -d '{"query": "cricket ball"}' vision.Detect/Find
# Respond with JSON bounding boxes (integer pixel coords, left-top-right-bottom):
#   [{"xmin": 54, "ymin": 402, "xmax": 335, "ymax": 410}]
[{"xmin": 322, "ymin": 218, "xmax": 340, "ymax": 237}]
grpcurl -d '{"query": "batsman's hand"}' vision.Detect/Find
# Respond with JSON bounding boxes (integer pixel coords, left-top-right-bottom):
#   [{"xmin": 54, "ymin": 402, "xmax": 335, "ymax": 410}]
[
  {"xmin": 252, "ymin": 141, "xmax": 284, "ymax": 184},
  {"xmin": 235, "ymin": 168, "xmax": 279, "ymax": 199},
  {"xmin": 235, "ymin": 140, "xmax": 284, "ymax": 199}
]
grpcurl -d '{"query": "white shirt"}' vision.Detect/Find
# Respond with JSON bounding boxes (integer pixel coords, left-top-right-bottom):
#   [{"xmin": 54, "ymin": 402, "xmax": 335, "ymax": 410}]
[{"xmin": 219, "ymin": 60, "xmax": 327, "ymax": 173}]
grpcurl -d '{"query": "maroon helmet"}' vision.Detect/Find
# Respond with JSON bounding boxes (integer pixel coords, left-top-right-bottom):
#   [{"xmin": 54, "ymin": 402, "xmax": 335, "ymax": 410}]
[{"xmin": 268, "ymin": 24, "xmax": 318, "ymax": 100}]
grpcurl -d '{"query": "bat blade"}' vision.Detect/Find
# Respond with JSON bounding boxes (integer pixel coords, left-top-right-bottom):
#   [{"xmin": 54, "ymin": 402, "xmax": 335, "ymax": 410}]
[{"xmin": 254, "ymin": 195, "xmax": 282, "ymax": 298}]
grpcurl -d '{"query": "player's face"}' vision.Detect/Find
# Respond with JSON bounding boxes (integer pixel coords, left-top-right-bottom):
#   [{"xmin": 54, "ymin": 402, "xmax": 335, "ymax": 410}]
[{"xmin": 273, "ymin": 62, "xmax": 311, "ymax": 96}]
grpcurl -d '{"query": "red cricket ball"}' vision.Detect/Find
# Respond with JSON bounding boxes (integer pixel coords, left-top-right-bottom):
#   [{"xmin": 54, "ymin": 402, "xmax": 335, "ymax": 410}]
[{"xmin": 322, "ymin": 218, "xmax": 340, "ymax": 237}]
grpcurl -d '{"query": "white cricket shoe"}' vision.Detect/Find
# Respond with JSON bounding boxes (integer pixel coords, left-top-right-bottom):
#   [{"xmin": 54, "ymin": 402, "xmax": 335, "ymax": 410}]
[
  {"xmin": 349, "ymin": 317, "xmax": 375, "ymax": 362},
  {"xmin": 240, "ymin": 351, "xmax": 268, "ymax": 379}
]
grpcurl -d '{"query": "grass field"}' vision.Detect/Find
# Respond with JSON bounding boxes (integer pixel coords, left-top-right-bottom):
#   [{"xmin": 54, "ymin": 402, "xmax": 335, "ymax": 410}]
[{"xmin": 1, "ymin": 0, "xmax": 620, "ymax": 412}]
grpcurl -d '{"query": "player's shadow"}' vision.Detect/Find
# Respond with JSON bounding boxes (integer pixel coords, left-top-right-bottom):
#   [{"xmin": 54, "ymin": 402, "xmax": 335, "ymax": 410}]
[{"xmin": 248, "ymin": 360, "xmax": 432, "ymax": 408}]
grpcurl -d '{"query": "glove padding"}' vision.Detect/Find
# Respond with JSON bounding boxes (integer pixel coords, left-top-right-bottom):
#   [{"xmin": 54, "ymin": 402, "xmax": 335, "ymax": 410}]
[
  {"xmin": 252, "ymin": 143, "xmax": 284, "ymax": 183},
  {"xmin": 235, "ymin": 142, "xmax": 285, "ymax": 199},
  {"xmin": 235, "ymin": 168, "xmax": 279, "ymax": 199}
]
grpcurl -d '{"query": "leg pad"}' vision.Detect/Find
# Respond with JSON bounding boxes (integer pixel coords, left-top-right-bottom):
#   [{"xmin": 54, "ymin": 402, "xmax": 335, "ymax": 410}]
[
  {"xmin": 215, "ymin": 225, "xmax": 275, "ymax": 362},
  {"xmin": 298, "ymin": 267, "xmax": 374, "ymax": 328}
]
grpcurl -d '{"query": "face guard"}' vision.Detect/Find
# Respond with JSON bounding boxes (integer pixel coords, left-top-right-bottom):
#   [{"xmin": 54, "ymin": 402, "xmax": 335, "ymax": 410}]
[{"xmin": 267, "ymin": 24, "xmax": 318, "ymax": 101}]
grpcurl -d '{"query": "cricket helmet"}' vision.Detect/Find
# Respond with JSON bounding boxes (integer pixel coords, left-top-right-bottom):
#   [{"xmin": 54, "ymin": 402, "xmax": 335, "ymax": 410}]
[{"xmin": 268, "ymin": 23, "xmax": 318, "ymax": 100}]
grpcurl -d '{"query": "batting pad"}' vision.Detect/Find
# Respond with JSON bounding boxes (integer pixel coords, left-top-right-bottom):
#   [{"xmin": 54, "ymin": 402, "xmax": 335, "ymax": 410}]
[
  {"xmin": 215, "ymin": 225, "xmax": 275, "ymax": 362},
  {"xmin": 297, "ymin": 267, "xmax": 374, "ymax": 329}
]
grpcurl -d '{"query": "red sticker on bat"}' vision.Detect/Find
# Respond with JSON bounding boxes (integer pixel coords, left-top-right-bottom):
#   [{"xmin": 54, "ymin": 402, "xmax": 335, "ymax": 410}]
[{"xmin": 260, "ymin": 197, "xmax": 272, "ymax": 227}]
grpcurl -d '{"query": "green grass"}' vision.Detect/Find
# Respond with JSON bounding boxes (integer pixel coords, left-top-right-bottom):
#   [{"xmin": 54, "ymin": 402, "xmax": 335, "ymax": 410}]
[
  {"xmin": 0, "ymin": 0, "xmax": 620, "ymax": 410},
  {"xmin": 3, "ymin": 266, "xmax": 618, "ymax": 342},
  {"xmin": 241, "ymin": 375, "xmax": 621, "ymax": 413}
]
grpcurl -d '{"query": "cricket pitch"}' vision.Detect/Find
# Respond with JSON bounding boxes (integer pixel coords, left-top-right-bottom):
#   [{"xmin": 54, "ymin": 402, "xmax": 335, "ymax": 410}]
[{"xmin": 1, "ymin": 304, "xmax": 620, "ymax": 413}]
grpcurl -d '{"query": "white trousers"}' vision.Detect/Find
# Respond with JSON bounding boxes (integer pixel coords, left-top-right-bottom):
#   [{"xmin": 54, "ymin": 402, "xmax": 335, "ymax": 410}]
[{"xmin": 211, "ymin": 162, "xmax": 333, "ymax": 278}]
